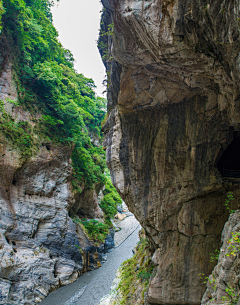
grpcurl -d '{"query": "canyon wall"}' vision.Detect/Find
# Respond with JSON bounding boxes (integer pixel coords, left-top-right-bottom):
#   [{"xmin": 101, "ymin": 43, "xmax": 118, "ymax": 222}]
[
  {"xmin": 202, "ymin": 210, "xmax": 240, "ymax": 304},
  {"xmin": 0, "ymin": 65, "xmax": 113, "ymax": 304},
  {"xmin": 100, "ymin": 0, "xmax": 240, "ymax": 304}
]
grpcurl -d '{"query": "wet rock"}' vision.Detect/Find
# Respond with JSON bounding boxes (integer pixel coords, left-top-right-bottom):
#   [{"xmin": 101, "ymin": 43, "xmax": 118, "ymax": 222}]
[
  {"xmin": 117, "ymin": 204, "xmax": 123, "ymax": 213},
  {"xmin": 104, "ymin": 228, "xmax": 115, "ymax": 252}
]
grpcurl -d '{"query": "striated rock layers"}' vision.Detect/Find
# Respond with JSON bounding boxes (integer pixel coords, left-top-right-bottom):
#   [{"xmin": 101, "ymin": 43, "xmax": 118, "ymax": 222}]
[
  {"xmin": 0, "ymin": 65, "xmax": 114, "ymax": 304},
  {"xmin": 100, "ymin": 0, "xmax": 240, "ymax": 304}
]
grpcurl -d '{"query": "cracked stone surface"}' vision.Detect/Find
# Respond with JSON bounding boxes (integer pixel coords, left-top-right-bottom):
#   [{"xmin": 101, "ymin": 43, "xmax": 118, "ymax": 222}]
[
  {"xmin": 99, "ymin": 0, "xmax": 240, "ymax": 304},
  {"xmin": 0, "ymin": 65, "xmax": 115, "ymax": 305}
]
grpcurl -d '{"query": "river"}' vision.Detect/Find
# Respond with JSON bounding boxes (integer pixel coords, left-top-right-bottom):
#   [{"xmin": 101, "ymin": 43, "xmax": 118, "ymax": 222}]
[{"xmin": 40, "ymin": 216, "xmax": 140, "ymax": 305}]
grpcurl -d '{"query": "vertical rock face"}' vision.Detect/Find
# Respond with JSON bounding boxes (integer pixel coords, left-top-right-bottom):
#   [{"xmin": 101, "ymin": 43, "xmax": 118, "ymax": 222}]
[
  {"xmin": 0, "ymin": 66, "xmax": 113, "ymax": 304},
  {"xmin": 100, "ymin": 0, "xmax": 240, "ymax": 304},
  {"xmin": 202, "ymin": 210, "xmax": 240, "ymax": 305},
  {"xmin": 71, "ymin": 187, "xmax": 104, "ymax": 219},
  {"xmin": 0, "ymin": 137, "xmax": 81, "ymax": 304}
]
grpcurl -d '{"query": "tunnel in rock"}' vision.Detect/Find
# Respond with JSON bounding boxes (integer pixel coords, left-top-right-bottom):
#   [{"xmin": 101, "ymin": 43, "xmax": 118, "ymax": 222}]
[{"xmin": 217, "ymin": 135, "xmax": 240, "ymax": 178}]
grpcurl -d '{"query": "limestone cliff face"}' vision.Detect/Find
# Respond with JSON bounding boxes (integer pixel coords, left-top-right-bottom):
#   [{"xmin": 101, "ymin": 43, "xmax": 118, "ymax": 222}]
[
  {"xmin": 100, "ymin": 0, "xmax": 240, "ymax": 304},
  {"xmin": 202, "ymin": 210, "xmax": 240, "ymax": 305},
  {"xmin": 0, "ymin": 65, "xmax": 113, "ymax": 304}
]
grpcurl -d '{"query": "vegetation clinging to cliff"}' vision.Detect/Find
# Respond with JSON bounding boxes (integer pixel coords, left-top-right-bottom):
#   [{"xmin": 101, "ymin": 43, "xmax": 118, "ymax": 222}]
[
  {"xmin": 114, "ymin": 232, "xmax": 154, "ymax": 305},
  {"xmin": 0, "ymin": 1, "xmax": 4, "ymax": 32},
  {"xmin": 100, "ymin": 175, "xmax": 122, "ymax": 225},
  {"xmin": 0, "ymin": 99, "xmax": 36, "ymax": 159},
  {"xmin": 1, "ymin": 0, "xmax": 107, "ymax": 188},
  {"xmin": 0, "ymin": 0, "xmax": 123, "ymax": 242},
  {"xmin": 73, "ymin": 218, "xmax": 110, "ymax": 244}
]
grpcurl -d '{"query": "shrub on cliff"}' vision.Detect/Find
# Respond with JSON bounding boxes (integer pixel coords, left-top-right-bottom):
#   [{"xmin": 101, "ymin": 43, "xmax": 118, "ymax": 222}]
[
  {"xmin": 0, "ymin": 0, "xmax": 4, "ymax": 32},
  {"xmin": 100, "ymin": 177, "xmax": 122, "ymax": 225},
  {"xmin": 0, "ymin": 0, "xmax": 107, "ymax": 188},
  {"xmin": 0, "ymin": 0, "xmax": 124, "ymax": 241},
  {"xmin": 73, "ymin": 218, "xmax": 109, "ymax": 244},
  {"xmin": 113, "ymin": 232, "xmax": 154, "ymax": 305}
]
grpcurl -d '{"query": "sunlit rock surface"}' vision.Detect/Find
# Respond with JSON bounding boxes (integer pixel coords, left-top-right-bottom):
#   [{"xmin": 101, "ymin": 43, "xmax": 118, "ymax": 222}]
[
  {"xmin": 100, "ymin": 0, "xmax": 240, "ymax": 304},
  {"xmin": 0, "ymin": 65, "xmax": 114, "ymax": 304}
]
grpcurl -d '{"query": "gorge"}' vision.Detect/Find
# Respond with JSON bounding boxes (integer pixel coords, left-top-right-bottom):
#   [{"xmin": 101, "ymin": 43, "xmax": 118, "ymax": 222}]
[
  {"xmin": 0, "ymin": 1, "xmax": 121, "ymax": 303},
  {"xmin": 1, "ymin": 0, "xmax": 240, "ymax": 305}
]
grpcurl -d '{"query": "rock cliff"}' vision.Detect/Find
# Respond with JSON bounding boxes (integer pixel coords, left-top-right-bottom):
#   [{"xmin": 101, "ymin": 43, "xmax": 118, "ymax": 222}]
[
  {"xmin": 100, "ymin": 0, "xmax": 240, "ymax": 304},
  {"xmin": 0, "ymin": 65, "xmax": 114, "ymax": 304},
  {"xmin": 202, "ymin": 210, "xmax": 240, "ymax": 305}
]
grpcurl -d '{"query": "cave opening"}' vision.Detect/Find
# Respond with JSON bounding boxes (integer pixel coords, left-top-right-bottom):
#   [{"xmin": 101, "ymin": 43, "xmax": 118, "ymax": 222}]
[
  {"xmin": 217, "ymin": 134, "xmax": 240, "ymax": 178},
  {"xmin": 12, "ymin": 178, "xmax": 17, "ymax": 186}
]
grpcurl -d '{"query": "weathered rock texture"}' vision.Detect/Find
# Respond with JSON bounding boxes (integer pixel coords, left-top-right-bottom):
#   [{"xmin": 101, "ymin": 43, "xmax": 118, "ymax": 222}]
[
  {"xmin": 100, "ymin": 0, "xmax": 240, "ymax": 304},
  {"xmin": 71, "ymin": 187, "xmax": 104, "ymax": 219},
  {"xmin": 202, "ymin": 210, "xmax": 240, "ymax": 305},
  {"xmin": 0, "ymin": 65, "xmax": 114, "ymax": 304}
]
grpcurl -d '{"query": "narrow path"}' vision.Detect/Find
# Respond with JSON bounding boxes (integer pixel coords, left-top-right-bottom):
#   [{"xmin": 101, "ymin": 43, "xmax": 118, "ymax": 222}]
[{"xmin": 40, "ymin": 220, "xmax": 140, "ymax": 305}]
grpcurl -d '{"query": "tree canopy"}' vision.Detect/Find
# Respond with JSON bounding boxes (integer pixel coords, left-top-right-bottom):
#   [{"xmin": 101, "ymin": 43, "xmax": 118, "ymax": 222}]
[{"xmin": 1, "ymin": 0, "xmax": 108, "ymax": 189}]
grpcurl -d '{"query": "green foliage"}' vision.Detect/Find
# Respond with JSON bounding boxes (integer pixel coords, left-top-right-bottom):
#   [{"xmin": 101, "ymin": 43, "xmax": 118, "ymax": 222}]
[
  {"xmin": 114, "ymin": 236, "xmax": 154, "ymax": 305},
  {"xmin": 100, "ymin": 175, "xmax": 122, "ymax": 224},
  {"xmin": 97, "ymin": 41, "xmax": 113, "ymax": 63},
  {"xmin": 222, "ymin": 196, "xmax": 240, "ymax": 302},
  {"xmin": 98, "ymin": 22, "xmax": 114, "ymax": 63},
  {"xmin": 199, "ymin": 272, "xmax": 218, "ymax": 301},
  {"xmin": 209, "ymin": 249, "xmax": 220, "ymax": 263},
  {"xmin": 101, "ymin": 111, "xmax": 109, "ymax": 127},
  {"xmin": 99, "ymin": 22, "xmax": 114, "ymax": 37},
  {"xmin": 225, "ymin": 191, "xmax": 235, "ymax": 214},
  {"xmin": 221, "ymin": 285, "xmax": 239, "ymax": 305},
  {"xmin": 1, "ymin": 0, "xmax": 108, "ymax": 188},
  {"xmin": 74, "ymin": 244, "xmax": 82, "ymax": 254},
  {"xmin": 73, "ymin": 218, "xmax": 109, "ymax": 243},
  {"xmin": 0, "ymin": 100, "xmax": 36, "ymax": 159},
  {"xmin": 137, "ymin": 268, "xmax": 154, "ymax": 281},
  {"xmin": 199, "ymin": 273, "xmax": 208, "ymax": 284},
  {"xmin": 1, "ymin": 0, "xmax": 122, "ymax": 240},
  {"xmin": 72, "ymin": 146, "xmax": 106, "ymax": 188},
  {"xmin": 199, "ymin": 192, "xmax": 240, "ymax": 304},
  {"xmin": 0, "ymin": 0, "xmax": 5, "ymax": 33},
  {"xmin": 226, "ymin": 231, "xmax": 240, "ymax": 257}
]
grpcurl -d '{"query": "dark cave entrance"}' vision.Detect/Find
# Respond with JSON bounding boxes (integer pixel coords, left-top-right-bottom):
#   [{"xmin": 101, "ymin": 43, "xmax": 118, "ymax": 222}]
[{"xmin": 217, "ymin": 134, "xmax": 240, "ymax": 178}]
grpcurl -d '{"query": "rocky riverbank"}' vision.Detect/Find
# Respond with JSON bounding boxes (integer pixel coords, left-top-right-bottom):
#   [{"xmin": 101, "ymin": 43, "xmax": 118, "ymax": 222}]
[
  {"xmin": 0, "ymin": 63, "xmax": 118, "ymax": 305},
  {"xmin": 40, "ymin": 215, "xmax": 140, "ymax": 305}
]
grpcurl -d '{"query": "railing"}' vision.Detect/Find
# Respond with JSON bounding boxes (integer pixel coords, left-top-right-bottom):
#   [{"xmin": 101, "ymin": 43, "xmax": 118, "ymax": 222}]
[{"xmin": 219, "ymin": 169, "xmax": 240, "ymax": 178}]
